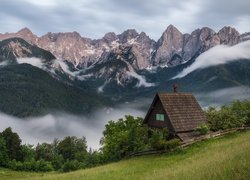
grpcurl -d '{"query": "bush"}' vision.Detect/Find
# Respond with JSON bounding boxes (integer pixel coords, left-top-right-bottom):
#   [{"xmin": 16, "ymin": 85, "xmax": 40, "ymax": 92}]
[
  {"xmin": 62, "ymin": 160, "xmax": 81, "ymax": 172},
  {"xmin": 100, "ymin": 116, "xmax": 148, "ymax": 161},
  {"xmin": 195, "ymin": 124, "xmax": 209, "ymax": 135},
  {"xmin": 163, "ymin": 139, "xmax": 181, "ymax": 150},
  {"xmin": 36, "ymin": 160, "xmax": 54, "ymax": 172},
  {"xmin": 51, "ymin": 154, "xmax": 64, "ymax": 170},
  {"xmin": 149, "ymin": 129, "xmax": 180, "ymax": 151},
  {"xmin": 149, "ymin": 128, "xmax": 169, "ymax": 150},
  {"xmin": 206, "ymin": 102, "xmax": 248, "ymax": 131},
  {"xmin": 7, "ymin": 159, "xmax": 53, "ymax": 172}
]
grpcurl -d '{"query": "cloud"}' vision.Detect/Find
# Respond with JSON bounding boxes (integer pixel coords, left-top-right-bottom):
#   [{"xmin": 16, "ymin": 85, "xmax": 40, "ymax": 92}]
[
  {"xmin": 53, "ymin": 60, "xmax": 79, "ymax": 76},
  {"xmin": 195, "ymin": 86, "xmax": 250, "ymax": 108},
  {"xmin": 17, "ymin": 57, "xmax": 45, "ymax": 69},
  {"xmin": 0, "ymin": 0, "xmax": 249, "ymax": 40},
  {"xmin": 173, "ymin": 40, "xmax": 250, "ymax": 79},
  {"xmin": 0, "ymin": 61, "xmax": 9, "ymax": 66},
  {"xmin": 0, "ymin": 101, "xmax": 147, "ymax": 150},
  {"xmin": 128, "ymin": 71, "xmax": 155, "ymax": 87}
]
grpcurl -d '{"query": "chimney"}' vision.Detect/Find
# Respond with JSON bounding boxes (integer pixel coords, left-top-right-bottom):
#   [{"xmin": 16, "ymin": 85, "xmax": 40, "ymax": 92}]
[{"xmin": 173, "ymin": 84, "xmax": 179, "ymax": 93}]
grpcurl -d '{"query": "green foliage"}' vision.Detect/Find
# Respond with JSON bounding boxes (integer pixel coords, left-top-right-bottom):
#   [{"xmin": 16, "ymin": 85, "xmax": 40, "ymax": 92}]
[
  {"xmin": 149, "ymin": 129, "xmax": 166, "ymax": 150},
  {"xmin": 7, "ymin": 159, "xmax": 53, "ymax": 172},
  {"xmin": 162, "ymin": 139, "xmax": 181, "ymax": 150},
  {"xmin": 51, "ymin": 154, "xmax": 64, "ymax": 170},
  {"xmin": 231, "ymin": 100, "xmax": 250, "ymax": 125},
  {"xmin": 100, "ymin": 115, "xmax": 148, "ymax": 161},
  {"xmin": 57, "ymin": 136, "xmax": 87, "ymax": 161},
  {"xmin": 148, "ymin": 129, "xmax": 180, "ymax": 150},
  {"xmin": 0, "ymin": 136, "xmax": 9, "ymax": 167},
  {"xmin": 83, "ymin": 149, "xmax": 102, "ymax": 168},
  {"xmin": 195, "ymin": 124, "xmax": 209, "ymax": 135},
  {"xmin": 206, "ymin": 100, "xmax": 250, "ymax": 131},
  {"xmin": 35, "ymin": 143, "xmax": 53, "ymax": 161},
  {"xmin": 20, "ymin": 144, "xmax": 35, "ymax": 162},
  {"xmin": 0, "ymin": 64, "xmax": 110, "ymax": 117},
  {"xmin": 1, "ymin": 127, "xmax": 22, "ymax": 161},
  {"xmin": 62, "ymin": 160, "xmax": 81, "ymax": 172}
]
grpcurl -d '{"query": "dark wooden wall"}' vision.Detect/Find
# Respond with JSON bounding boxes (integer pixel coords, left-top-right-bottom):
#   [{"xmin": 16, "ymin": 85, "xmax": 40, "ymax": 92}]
[{"xmin": 146, "ymin": 97, "xmax": 175, "ymax": 134}]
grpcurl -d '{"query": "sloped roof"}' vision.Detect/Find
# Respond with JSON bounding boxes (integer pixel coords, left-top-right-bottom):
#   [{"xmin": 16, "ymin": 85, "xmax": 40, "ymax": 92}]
[{"xmin": 145, "ymin": 92, "xmax": 207, "ymax": 133}]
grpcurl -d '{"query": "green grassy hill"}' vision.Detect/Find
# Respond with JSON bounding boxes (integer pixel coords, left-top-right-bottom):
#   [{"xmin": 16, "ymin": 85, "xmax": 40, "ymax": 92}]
[{"xmin": 0, "ymin": 130, "xmax": 249, "ymax": 180}]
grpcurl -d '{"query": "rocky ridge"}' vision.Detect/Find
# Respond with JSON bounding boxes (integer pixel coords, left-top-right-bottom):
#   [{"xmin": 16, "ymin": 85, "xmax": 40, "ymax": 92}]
[{"xmin": 0, "ymin": 25, "xmax": 248, "ymax": 70}]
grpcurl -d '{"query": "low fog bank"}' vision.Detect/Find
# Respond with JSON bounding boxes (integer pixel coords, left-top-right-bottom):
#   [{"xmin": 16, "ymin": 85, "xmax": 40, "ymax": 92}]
[
  {"xmin": 0, "ymin": 100, "xmax": 149, "ymax": 150},
  {"xmin": 196, "ymin": 86, "xmax": 250, "ymax": 108},
  {"xmin": 174, "ymin": 40, "xmax": 250, "ymax": 79},
  {"xmin": 0, "ymin": 88, "xmax": 249, "ymax": 150}
]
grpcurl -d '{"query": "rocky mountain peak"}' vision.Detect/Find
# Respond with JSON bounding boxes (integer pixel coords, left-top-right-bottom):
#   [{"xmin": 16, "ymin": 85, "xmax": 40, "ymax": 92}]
[
  {"xmin": 0, "ymin": 25, "xmax": 247, "ymax": 70},
  {"xmin": 102, "ymin": 32, "xmax": 118, "ymax": 43},
  {"xmin": 218, "ymin": 26, "xmax": 240, "ymax": 45},
  {"xmin": 118, "ymin": 29, "xmax": 139, "ymax": 43},
  {"xmin": 153, "ymin": 25, "xmax": 183, "ymax": 66},
  {"xmin": 165, "ymin": 24, "xmax": 179, "ymax": 33},
  {"xmin": 17, "ymin": 27, "xmax": 33, "ymax": 35},
  {"xmin": 15, "ymin": 27, "xmax": 38, "ymax": 45}
]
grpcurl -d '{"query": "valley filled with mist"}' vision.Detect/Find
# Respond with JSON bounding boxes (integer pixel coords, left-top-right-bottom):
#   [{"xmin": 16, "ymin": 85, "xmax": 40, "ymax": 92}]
[{"xmin": 1, "ymin": 85, "xmax": 250, "ymax": 149}]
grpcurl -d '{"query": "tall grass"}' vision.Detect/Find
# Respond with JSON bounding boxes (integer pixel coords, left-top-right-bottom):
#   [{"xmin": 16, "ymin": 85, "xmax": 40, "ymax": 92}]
[{"xmin": 1, "ymin": 131, "xmax": 250, "ymax": 180}]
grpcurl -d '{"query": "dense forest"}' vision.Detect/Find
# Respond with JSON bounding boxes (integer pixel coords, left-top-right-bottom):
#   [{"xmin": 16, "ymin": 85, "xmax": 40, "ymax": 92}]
[{"xmin": 0, "ymin": 100, "xmax": 249, "ymax": 172}]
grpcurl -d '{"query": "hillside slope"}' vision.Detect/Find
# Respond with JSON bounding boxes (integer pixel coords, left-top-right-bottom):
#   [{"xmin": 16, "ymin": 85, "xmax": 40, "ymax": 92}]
[
  {"xmin": 0, "ymin": 131, "xmax": 249, "ymax": 179},
  {"xmin": 0, "ymin": 64, "xmax": 110, "ymax": 117}
]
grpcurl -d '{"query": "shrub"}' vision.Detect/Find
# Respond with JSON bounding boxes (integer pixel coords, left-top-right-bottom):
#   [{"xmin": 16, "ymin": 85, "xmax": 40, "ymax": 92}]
[
  {"xmin": 195, "ymin": 124, "xmax": 209, "ymax": 135},
  {"xmin": 163, "ymin": 139, "xmax": 181, "ymax": 150},
  {"xmin": 100, "ymin": 116, "xmax": 148, "ymax": 161},
  {"xmin": 37, "ymin": 160, "xmax": 54, "ymax": 172},
  {"xmin": 7, "ymin": 159, "xmax": 53, "ymax": 172},
  {"xmin": 149, "ymin": 128, "xmax": 171, "ymax": 150},
  {"xmin": 62, "ymin": 160, "xmax": 81, "ymax": 172},
  {"xmin": 149, "ymin": 129, "xmax": 180, "ymax": 151},
  {"xmin": 51, "ymin": 154, "xmax": 64, "ymax": 170},
  {"xmin": 206, "ymin": 101, "xmax": 249, "ymax": 131}
]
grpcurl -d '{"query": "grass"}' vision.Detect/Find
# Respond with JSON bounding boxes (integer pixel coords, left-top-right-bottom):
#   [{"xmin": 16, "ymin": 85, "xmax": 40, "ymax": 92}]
[{"xmin": 0, "ymin": 131, "xmax": 250, "ymax": 180}]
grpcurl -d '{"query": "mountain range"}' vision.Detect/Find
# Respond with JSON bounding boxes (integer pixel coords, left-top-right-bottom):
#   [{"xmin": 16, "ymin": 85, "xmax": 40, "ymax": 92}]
[{"xmin": 0, "ymin": 25, "xmax": 250, "ymax": 117}]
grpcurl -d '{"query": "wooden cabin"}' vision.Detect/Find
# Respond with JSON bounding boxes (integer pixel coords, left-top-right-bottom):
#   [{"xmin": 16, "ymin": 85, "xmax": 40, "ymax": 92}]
[{"xmin": 143, "ymin": 88, "xmax": 207, "ymax": 141}]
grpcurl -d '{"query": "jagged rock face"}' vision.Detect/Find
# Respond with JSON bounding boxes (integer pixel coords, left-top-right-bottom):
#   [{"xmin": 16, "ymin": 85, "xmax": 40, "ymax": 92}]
[
  {"xmin": 37, "ymin": 32, "xmax": 98, "ymax": 68},
  {"xmin": 240, "ymin": 32, "xmax": 250, "ymax": 42},
  {"xmin": 0, "ymin": 28, "xmax": 38, "ymax": 45},
  {"xmin": 153, "ymin": 25, "xmax": 183, "ymax": 66},
  {"xmin": 0, "ymin": 26, "xmax": 246, "ymax": 70},
  {"xmin": 128, "ymin": 32, "xmax": 155, "ymax": 69},
  {"xmin": 218, "ymin": 26, "xmax": 240, "ymax": 45},
  {"xmin": 183, "ymin": 27, "xmax": 220, "ymax": 62},
  {"xmin": 0, "ymin": 37, "xmax": 55, "ymax": 64}
]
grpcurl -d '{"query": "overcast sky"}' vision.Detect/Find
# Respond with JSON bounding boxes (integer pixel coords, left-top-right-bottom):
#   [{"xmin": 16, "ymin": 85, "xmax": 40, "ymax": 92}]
[{"xmin": 0, "ymin": 0, "xmax": 249, "ymax": 40}]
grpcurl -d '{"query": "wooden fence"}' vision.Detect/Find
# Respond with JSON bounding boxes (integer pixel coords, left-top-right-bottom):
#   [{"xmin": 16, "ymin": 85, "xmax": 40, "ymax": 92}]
[{"xmin": 128, "ymin": 127, "xmax": 249, "ymax": 157}]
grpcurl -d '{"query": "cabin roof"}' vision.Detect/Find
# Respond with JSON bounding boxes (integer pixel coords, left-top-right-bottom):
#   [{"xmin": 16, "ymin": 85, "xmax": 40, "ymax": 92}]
[{"xmin": 144, "ymin": 92, "xmax": 207, "ymax": 133}]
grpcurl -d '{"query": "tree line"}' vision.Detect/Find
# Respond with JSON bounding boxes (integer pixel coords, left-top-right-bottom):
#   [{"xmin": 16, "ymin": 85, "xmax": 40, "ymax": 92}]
[{"xmin": 0, "ymin": 100, "xmax": 249, "ymax": 172}]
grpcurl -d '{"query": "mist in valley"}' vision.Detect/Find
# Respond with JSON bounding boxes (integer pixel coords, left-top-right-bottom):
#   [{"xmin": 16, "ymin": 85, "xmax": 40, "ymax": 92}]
[
  {"xmin": 0, "ymin": 100, "xmax": 148, "ymax": 150},
  {"xmin": 0, "ymin": 87, "xmax": 249, "ymax": 150}
]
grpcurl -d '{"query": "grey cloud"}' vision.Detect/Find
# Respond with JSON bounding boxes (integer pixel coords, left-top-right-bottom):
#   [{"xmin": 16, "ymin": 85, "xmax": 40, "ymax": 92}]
[
  {"xmin": 0, "ymin": 0, "xmax": 249, "ymax": 40},
  {"xmin": 174, "ymin": 40, "xmax": 250, "ymax": 79},
  {"xmin": 0, "ymin": 101, "xmax": 147, "ymax": 150},
  {"xmin": 195, "ymin": 0, "xmax": 250, "ymax": 32}
]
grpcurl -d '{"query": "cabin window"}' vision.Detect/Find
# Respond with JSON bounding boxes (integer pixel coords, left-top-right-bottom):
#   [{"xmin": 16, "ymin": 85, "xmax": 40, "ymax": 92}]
[{"xmin": 156, "ymin": 114, "xmax": 164, "ymax": 121}]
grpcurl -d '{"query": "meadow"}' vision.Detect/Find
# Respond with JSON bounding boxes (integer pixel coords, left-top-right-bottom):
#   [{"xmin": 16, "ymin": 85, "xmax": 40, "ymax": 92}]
[{"xmin": 0, "ymin": 130, "xmax": 249, "ymax": 180}]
